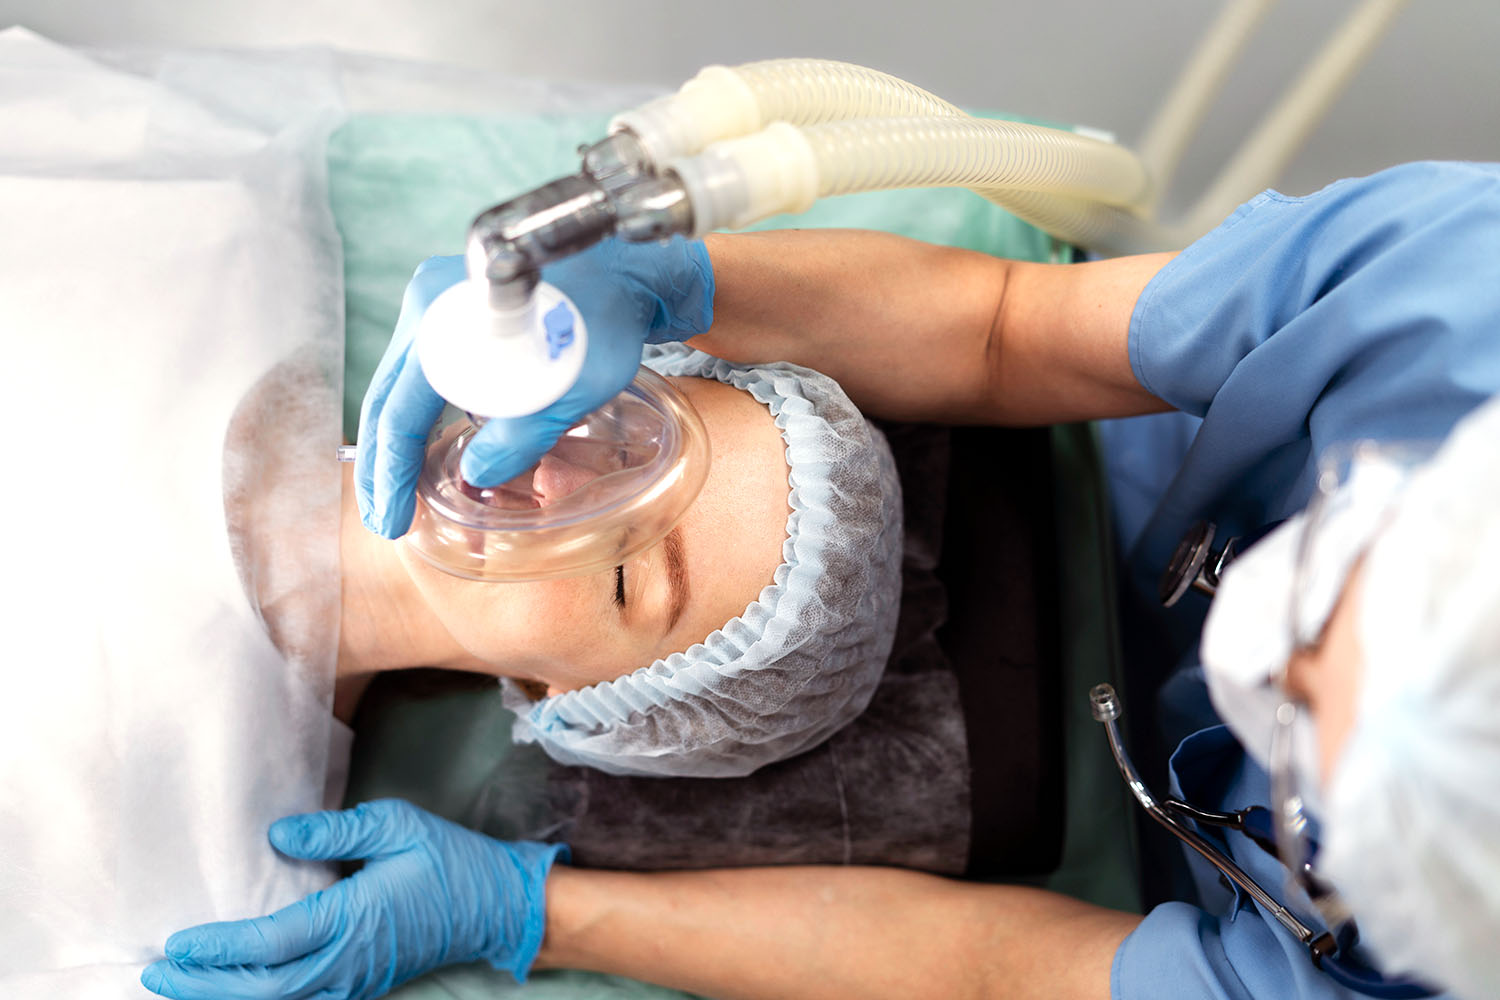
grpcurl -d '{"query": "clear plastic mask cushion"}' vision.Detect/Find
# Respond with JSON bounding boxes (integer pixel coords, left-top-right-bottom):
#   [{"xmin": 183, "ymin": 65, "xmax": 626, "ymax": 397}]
[{"xmin": 406, "ymin": 368, "xmax": 709, "ymax": 583}]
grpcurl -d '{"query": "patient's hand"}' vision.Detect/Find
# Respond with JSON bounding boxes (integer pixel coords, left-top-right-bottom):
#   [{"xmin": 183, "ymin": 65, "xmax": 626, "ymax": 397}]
[{"xmin": 140, "ymin": 799, "xmax": 568, "ymax": 1000}]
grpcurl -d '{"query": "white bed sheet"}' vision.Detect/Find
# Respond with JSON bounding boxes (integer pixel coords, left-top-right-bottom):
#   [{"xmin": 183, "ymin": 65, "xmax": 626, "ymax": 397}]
[{"xmin": 0, "ymin": 29, "xmax": 347, "ymax": 998}]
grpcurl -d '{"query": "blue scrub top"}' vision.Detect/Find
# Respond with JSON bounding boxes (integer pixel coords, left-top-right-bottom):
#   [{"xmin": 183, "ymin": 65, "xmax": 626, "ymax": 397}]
[{"xmin": 1098, "ymin": 161, "xmax": 1500, "ymax": 1000}]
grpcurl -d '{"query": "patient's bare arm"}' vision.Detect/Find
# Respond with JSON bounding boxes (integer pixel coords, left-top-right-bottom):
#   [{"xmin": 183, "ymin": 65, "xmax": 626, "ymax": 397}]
[
  {"xmin": 694, "ymin": 229, "xmax": 1176, "ymax": 426},
  {"xmin": 539, "ymin": 864, "xmax": 1140, "ymax": 1000}
]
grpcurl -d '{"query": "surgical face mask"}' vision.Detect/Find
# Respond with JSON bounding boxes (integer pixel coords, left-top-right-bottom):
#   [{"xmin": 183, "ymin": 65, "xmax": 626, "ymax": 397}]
[
  {"xmin": 1316, "ymin": 402, "xmax": 1500, "ymax": 1000},
  {"xmin": 1200, "ymin": 443, "xmax": 1427, "ymax": 806},
  {"xmin": 1200, "ymin": 514, "xmax": 1325, "ymax": 799},
  {"xmin": 1204, "ymin": 427, "xmax": 1500, "ymax": 997}
]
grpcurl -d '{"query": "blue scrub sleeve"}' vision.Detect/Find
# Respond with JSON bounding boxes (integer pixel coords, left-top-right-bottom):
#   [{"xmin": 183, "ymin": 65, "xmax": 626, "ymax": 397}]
[
  {"xmin": 1114, "ymin": 901, "xmax": 1350, "ymax": 1000},
  {"xmin": 1113, "ymin": 161, "xmax": 1500, "ymax": 632},
  {"xmin": 1131, "ymin": 161, "xmax": 1500, "ymax": 455}
]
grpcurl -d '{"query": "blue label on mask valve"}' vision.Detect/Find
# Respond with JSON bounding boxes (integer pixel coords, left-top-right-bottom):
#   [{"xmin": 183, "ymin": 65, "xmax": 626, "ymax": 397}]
[{"xmin": 544, "ymin": 302, "xmax": 575, "ymax": 360}]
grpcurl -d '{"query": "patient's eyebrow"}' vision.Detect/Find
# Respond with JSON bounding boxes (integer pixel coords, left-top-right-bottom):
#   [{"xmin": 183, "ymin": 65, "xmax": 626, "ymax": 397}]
[{"xmin": 664, "ymin": 526, "xmax": 689, "ymax": 635}]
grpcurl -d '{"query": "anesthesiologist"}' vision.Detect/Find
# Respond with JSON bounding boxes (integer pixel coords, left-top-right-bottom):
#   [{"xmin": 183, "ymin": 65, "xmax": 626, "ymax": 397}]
[{"xmin": 146, "ymin": 160, "xmax": 1500, "ymax": 1000}]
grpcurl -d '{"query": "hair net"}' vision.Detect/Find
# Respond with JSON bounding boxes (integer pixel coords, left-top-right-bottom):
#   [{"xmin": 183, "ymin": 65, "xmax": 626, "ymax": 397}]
[
  {"xmin": 501, "ymin": 343, "xmax": 904, "ymax": 778},
  {"xmin": 1316, "ymin": 394, "xmax": 1500, "ymax": 1000}
]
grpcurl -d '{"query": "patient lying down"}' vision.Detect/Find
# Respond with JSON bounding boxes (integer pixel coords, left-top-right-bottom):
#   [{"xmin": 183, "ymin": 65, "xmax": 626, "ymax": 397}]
[
  {"xmin": 7, "ymin": 333, "xmax": 896, "ymax": 996},
  {"xmin": 305, "ymin": 344, "xmax": 900, "ymax": 778}
]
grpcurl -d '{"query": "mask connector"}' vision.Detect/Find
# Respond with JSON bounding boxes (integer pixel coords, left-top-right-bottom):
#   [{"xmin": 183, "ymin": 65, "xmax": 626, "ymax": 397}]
[
  {"xmin": 420, "ymin": 133, "xmax": 696, "ymax": 420},
  {"xmin": 416, "ymin": 279, "xmax": 588, "ymax": 420}
]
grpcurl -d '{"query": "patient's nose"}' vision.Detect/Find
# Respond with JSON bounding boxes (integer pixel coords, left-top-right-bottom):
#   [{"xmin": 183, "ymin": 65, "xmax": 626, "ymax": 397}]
[{"xmin": 531, "ymin": 453, "xmax": 597, "ymax": 507}]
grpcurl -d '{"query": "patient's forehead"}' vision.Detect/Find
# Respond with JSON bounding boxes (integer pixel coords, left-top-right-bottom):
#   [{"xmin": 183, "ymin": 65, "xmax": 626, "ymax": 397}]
[{"xmin": 654, "ymin": 374, "xmax": 791, "ymax": 658}]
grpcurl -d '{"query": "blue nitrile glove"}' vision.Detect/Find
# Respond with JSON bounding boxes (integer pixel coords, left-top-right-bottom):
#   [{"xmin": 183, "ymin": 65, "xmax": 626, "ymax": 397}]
[
  {"xmin": 355, "ymin": 236, "xmax": 714, "ymax": 538},
  {"xmin": 140, "ymin": 799, "xmax": 568, "ymax": 1000}
]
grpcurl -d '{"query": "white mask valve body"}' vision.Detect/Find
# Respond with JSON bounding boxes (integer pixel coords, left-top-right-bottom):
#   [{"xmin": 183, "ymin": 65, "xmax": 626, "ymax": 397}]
[{"xmin": 416, "ymin": 278, "xmax": 588, "ymax": 419}]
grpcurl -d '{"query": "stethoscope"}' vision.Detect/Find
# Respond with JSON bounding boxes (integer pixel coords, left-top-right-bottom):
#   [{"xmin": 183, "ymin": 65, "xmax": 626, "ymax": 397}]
[
  {"xmin": 1157, "ymin": 519, "xmax": 1248, "ymax": 607},
  {"xmin": 1086, "ymin": 520, "xmax": 1438, "ymax": 998}
]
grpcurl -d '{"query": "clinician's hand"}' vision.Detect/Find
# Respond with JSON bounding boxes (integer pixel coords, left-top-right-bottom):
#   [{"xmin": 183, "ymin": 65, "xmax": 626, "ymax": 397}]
[
  {"xmin": 355, "ymin": 236, "xmax": 714, "ymax": 538},
  {"xmin": 140, "ymin": 799, "xmax": 568, "ymax": 1000}
]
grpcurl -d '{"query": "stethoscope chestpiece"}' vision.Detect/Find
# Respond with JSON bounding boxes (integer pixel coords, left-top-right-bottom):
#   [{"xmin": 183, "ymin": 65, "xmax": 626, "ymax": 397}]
[{"xmin": 1158, "ymin": 520, "xmax": 1242, "ymax": 608}]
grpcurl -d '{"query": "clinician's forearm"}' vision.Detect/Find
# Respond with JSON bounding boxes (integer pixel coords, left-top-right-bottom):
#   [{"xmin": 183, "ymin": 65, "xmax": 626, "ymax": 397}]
[
  {"xmin": 692, "ymin": 229, "xmax": 1174, "ymax": 424},
  {"xmin": 536, "ymin": 865, "xmax": 1140, "ymax": 1000}
]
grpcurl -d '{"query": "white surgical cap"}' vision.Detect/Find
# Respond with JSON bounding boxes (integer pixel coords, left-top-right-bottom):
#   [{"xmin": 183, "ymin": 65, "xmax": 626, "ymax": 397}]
[
  {"xmin": 502, "ymin": 343, "xmax": 904, "ymax": 778},
  {"xmin": 1317, "ymin": 394, "xmax": 1500, "ymax": 1000}
]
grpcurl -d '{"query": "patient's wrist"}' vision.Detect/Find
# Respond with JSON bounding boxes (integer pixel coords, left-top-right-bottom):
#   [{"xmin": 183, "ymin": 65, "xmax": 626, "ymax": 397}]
[
  {"xmin": 532, "ymin": 866, "xmax": 654, "ymax": 975},
  {"xmin": 532, "ymin": 864, "xmax": 586, "ymax": 971}
]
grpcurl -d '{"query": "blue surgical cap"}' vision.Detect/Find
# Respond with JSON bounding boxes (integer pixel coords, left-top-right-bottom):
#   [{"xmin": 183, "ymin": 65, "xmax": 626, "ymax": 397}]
[{"xmin": 502, "ymin": 343, "xmax": 904, "ymax": 777}]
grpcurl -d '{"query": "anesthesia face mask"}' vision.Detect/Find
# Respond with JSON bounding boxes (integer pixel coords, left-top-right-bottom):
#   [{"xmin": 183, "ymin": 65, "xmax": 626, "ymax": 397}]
[{"xmin": 403, "ymin": 367, "xmax": 710, "ymax": 582}]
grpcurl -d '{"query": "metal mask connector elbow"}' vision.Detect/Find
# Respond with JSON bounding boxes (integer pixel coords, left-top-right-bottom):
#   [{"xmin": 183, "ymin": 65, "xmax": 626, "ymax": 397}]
[
  {"xmin": 466, "ymin": 132, "xmax": 694, "ymax": 312},
  {"xmin": 417, "ymin": 133, "xmax": 694, "ymax": 422}
]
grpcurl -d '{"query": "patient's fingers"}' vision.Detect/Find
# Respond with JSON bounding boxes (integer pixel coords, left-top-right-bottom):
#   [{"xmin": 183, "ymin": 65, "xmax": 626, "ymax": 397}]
[
  {"xmin": 269, "ymin": 799, "xmax": 419, "ymax": 862},
  {"xmin": 163, "ymin": 892, "xmax": 339, "ymax": 967}
]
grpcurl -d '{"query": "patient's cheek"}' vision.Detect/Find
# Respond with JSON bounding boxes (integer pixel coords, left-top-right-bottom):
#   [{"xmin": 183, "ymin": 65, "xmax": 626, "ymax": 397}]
[{"xmin": 469, "ymin": 582, "xmax": 611, "ymax": 669}]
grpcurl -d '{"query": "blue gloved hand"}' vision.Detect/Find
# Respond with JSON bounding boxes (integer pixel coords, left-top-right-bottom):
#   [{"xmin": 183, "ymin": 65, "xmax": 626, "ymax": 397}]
[
  {"xmin": 355, "ymin": 236, "xmax": 714, "ymax": 538},
  {"xmin": 140, "ymin": 799, "xmax": 568, "ymax": 1000}
]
